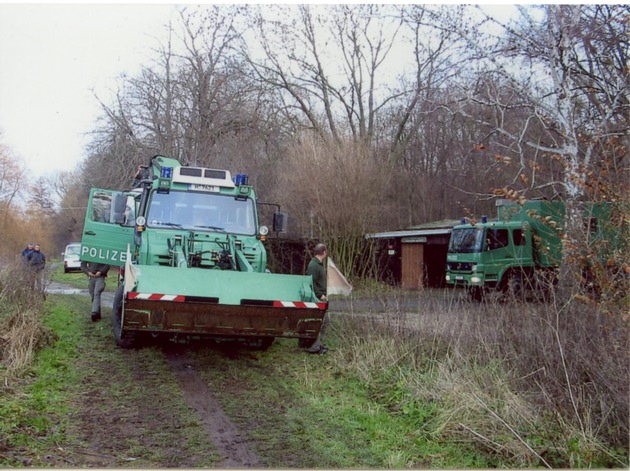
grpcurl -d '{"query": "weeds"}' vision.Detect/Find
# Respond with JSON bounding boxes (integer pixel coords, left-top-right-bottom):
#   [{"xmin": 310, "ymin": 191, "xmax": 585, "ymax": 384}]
[
  {"xmin": 1, "ymin": 309, "xmax": 55, "ymax": 373},
  {"xmin": 334, "ymin": 288, "xmax": 629, "ymax": 468},
  {"xmin": 0, "ymin": 261, "xmax": 53, "ymax": 378},
  {"xmin": 1, "ymin": 260, "xmax": 627, "ymax": 468}
]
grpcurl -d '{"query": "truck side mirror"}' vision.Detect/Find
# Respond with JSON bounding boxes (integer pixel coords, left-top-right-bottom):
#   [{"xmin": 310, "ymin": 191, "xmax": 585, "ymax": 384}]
[
  {"xmin": 111, "ymin": 192, "xmax": 127, "ymax": 224},
  {"xmin": 273, "ymin": 212, "xmax": 288, "ymax": 233}
]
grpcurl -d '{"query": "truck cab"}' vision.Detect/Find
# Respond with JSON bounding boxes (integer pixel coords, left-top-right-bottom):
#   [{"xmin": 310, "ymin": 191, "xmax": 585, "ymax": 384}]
[
  {"xmin": 446, "ymin": 219, "xmax": 534, "ymax": 299},
  {"xmin": 446, "ymin": 199, "xmax": 620, "ymax": 302},
  {"xmin": 446, "ymin": 200, "xmax": 566, "ymax": 301},
  {"xmin": 80, "ymin": 157, "xmax": 270, "ymax": 271}
]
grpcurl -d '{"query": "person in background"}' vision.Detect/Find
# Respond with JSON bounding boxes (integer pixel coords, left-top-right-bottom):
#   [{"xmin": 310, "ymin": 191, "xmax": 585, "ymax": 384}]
[
  {"xmin": 305, "ymin": 243, "xmax": 329, "ymax": 354},
  {"xmin": 21, "ymin": 242, "xmax": 34, "ymax": 262},
  {"xmin": 28, "ymin": 243, "xmax": 47, "ymax": 291},
  {"xmin": 80, "ymin": 261, "xmax": 110, "ymax": 322}
]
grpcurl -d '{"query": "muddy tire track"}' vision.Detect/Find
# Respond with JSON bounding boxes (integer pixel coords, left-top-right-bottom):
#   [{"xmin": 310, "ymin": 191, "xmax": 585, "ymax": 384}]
[
  {"xmin": 64, "ymin": 336, "xmax": 220, "ymax": 467},
  {"xmin": 49, "ymin": 283, "xmax": 263, "ymax": 468},
  {"xmin": 166, "ymin": 351, "xmax": 264, "ymax": 468}
]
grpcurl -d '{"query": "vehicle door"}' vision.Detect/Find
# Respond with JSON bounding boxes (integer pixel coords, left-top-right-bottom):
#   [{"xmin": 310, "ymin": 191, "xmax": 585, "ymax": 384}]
[{"xmin": 80, "ymin": 189, "xmax": 136, "ymax": 267}]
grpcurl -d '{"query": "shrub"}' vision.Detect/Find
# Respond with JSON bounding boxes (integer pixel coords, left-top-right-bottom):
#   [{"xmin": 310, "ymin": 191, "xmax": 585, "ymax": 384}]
[
  {"xmin": 0, "ymin": 260, "xmax": 54, "ymax": 378},
  {"xmin": 333, "ymin": 288, "xmax": 629, "ymax": 468}
]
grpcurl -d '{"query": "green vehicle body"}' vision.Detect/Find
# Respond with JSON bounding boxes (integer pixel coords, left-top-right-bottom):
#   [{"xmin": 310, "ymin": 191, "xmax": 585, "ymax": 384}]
[
  {"xmin": 445, "ymin": 199, "xmax": 615, "ymax": 301},
  {"xmin": 80, "ymin": 155, "xmax": 326, "ymax": 347}
]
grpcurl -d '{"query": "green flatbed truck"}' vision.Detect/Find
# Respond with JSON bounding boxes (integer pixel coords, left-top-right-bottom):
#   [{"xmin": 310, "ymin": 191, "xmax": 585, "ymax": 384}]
[{"xmin": 445, "ymin": 199, "xmax": 616, "ymax": 301}]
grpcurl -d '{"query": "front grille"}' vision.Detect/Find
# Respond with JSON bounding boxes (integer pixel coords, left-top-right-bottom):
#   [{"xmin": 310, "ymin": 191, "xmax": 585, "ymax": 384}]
[{"xmin": 447, "ymin": 262, "xmax": 473, "ymax": 271}]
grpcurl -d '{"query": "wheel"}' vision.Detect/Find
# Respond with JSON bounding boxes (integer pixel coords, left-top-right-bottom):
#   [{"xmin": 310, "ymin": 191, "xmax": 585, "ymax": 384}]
[
  {"xmin": 507, "ymin": 271, "xmax": 526, "ymax": 302},
  {"xmin": 298, "ymin": 337, "xmax": 316, "ymax": 349},
  {"xmin": 112, "ymin": 284, "xmax": 136, "ymax": 348},
  {"xmin": 259, "ymin": 337, "xmax": 275, "ymax": 350},
  {"xmin": 468, "ymin": 286, "xmax": 484, "ymax": 302},
  {"xmin": 536, "ymin": 270, "xmax": 557, "ymax": 302},
  {"xmin": 242, "ymin": 337, "xmax": 275, "ymax": 350}
]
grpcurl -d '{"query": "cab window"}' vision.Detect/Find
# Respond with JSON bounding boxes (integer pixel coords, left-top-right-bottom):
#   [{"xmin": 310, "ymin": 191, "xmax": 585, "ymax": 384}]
[
  {"xmin": 513, "ymin": 229, "xmax": 526, "ymax": 246},
  {"xmin": 91, "ymin": 191, "xmax": 112, "ymax": 222},
  {"xmin": 486, "ymin": 229, "xmax": 508, "ymax": 250}
]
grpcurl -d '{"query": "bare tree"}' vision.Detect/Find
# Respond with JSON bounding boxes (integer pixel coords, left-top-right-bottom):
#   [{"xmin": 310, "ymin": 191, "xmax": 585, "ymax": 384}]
[
  {"xmin": 414, "ymin": 5, "xmax": 629, "ymax": 292},
  {"xmin": 0, "ymin": 142, "xmax": 27, "ymax": 209},
  {"xmin": 28, "ymin": 177, "xmax": 57, "ymax": 218},
  {"xmin": 449, "ymin": 5, "xmax": 628, "ymax": 199},
  {"xmin": 0, "ymin": 140, "xmax": 32, "ymax": 257},
  {"xmin": 272, "ymin": 135, "xmax": 394, "ymax": 279},
  {"xmin": 87, "ymin": 6, "xmax": 253, "ymax": 179},
  {"xmin": 242, "ymin": 5, "xmax": 407, "ymax": 147}
]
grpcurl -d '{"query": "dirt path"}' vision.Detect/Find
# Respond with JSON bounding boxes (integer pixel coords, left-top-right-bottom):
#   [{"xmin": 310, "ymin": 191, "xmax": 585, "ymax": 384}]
[
  {"xmin": 47, "ymin": 281, "xmax": 263, "ymax": 468},
  {"xmin": 45, "ymin": 279, "xmax": 463, "ymax": 468},
  {"xmin": 166, "ymin": 350, "xmax": 264, "ymax": 468}
]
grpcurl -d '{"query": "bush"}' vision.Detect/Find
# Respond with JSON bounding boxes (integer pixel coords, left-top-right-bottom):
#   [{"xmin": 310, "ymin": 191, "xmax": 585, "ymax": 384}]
[
  {"xmin": 0, "ymin": 260, "xmax": 54, "ymax": 378},
  {"xmin": 333, "ymin": 289, "xmax": 629, "ymax": 468}
]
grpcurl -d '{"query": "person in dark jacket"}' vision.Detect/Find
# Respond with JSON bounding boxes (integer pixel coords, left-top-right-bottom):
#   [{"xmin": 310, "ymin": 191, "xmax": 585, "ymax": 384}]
[
  {"xmin": 305, "ymin": 243, "xmax": 329, "ymax": 354},
  {"xmin": 81, "ymin": 261, "xmax": 110, "ymax": 322},
  {"xmin": 21, "ymin": 242, "xmax": 34, "ymax": 262},
  {"xmin": 28, "ymin": 243, "xmax": 47, "ymax": 290}
]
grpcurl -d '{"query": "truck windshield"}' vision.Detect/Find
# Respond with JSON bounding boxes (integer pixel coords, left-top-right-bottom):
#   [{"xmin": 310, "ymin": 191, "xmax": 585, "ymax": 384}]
[
  {"xmin": 448, "ymin": 227, "xmax": 484, "ymax": 253},
  {"xmin": 146, "ymin": 190, "xmax": 256, "ymax": 235}
]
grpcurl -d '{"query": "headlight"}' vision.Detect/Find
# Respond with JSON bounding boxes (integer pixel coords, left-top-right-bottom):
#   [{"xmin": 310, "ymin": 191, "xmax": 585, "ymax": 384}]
[{"xmin": 445, "ymin": 274, "xmax": 451, "ymax": 281}]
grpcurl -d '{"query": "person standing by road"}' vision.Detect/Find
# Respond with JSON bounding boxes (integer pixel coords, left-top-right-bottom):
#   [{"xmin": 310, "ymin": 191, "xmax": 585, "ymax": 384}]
[
  {"xmin": 21, "ymin": 242, "xmax": 34, "ymax": 262},
  {"xmin": 80, "ymin": 261, "xmax": 110, "ymax": 322},
  {"xmin": 28, "ymin": 243, "xmax": 46, "ymax": 291},
  {"xmin": 305, "ymin": 243, "xmax": 329, "ymax": 354}
]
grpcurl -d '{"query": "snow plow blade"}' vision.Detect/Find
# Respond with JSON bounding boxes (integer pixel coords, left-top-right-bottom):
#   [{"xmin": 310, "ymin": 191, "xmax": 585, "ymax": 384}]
[{"xmin": 121, "ymin": 264, "xmax": 327, "ymax": 340}]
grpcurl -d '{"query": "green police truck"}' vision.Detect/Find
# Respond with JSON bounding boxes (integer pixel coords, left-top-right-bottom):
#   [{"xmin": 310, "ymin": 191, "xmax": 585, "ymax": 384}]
[
  {"xmin": 80, "ymin": 155, "xmax": 327, "ymax": 348},
  {"xmin": 445, "ymin": 199, "xmax": 616, "ymax": 302}
]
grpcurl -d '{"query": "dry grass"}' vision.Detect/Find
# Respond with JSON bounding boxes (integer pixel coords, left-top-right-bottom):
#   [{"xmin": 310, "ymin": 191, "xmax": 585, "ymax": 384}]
[
  {"xmin": 334, "ymin": 289, "xmax": 629, "ymax": 467},
  {"xmin": 0, "ymin": 260, "xmax": 53, "ymax": 378},
  {"xmin": 1, "ymin": 309, "xmax": 52, "ymax": 373}
]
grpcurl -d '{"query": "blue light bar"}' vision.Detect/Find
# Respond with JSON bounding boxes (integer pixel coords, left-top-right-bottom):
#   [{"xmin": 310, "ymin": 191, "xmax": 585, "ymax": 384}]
[{"xmin": 233, "ymin": 173, "xmax": 249, "ymax": 186}]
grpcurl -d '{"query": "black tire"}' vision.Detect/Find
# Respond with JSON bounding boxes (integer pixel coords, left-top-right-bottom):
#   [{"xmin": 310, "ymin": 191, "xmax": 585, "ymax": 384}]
[
  {"xmin": 298, "ymin": 337, "xmax": 316, "ymax": 349},
  {"xmin": 112, "ymin": 284, "xmax": 135, "ymax": 349},
  {"xmin": 257, "ymin": 337, "xmax": 275, "ymax": 351},
  {"xmin": 242, "ymin": 337, "xmax": 275, "ymax": 350},
  {"xmin": 537, "ymin": 270, "xmax": 557, "ymax": 302},
  {"xmin": 468, "ymin": 286, "xmax": 484, "ymax": 303},
  {"xmin": 507, "ymin": 271, "xmax": 526, "ymax": 302}
]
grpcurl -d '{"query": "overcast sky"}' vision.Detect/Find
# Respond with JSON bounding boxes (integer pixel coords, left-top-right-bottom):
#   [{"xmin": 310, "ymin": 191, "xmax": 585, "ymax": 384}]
[
  {"xmin": 0, "ymin": 3, "xmax": 518, "ymax": 180},
  {"xmin": 0, "ymin": 3, "xmax": 180, "ymax": 179}
]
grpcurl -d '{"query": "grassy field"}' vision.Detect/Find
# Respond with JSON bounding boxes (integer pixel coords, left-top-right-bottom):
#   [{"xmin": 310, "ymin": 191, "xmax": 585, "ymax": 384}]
[
  {"xmin": 0, "ymin": 262, "xmax": 628, "ymax": 468},
  {"xmin": 0, "ymin": 294, "xmax": 493, "ymax": 468}
]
